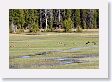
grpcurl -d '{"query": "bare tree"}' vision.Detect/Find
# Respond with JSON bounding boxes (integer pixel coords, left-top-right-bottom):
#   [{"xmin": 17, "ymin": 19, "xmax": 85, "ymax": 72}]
[
  {"xmin": 11, "ymin": 22, "xmax": 17, "ymax": 33},
  {"xmin": 45, "ymin": 9, "xmax": 48, "ymax": 30},
  {"xmin": 50, "ymin": 9, "xmax": 53, "ymax": 29},
  {"xmin": 58, "ymin": 9, "xmax": 61, "ymax": 22}
]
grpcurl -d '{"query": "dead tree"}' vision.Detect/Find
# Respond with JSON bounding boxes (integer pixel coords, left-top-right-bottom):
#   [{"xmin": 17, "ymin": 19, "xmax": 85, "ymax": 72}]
[{"xmin": 45, "ymin": 9, "xmax": 48, "ymax": 30}]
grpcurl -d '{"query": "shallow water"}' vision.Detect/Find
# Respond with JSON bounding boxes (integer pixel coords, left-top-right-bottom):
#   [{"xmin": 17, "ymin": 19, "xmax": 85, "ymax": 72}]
[
  {"xmin": 68, "ymin": 46, "xmax": 97, "ymax": 52},
  {"xmin": 73, "ymin": 54, "xmax": 98, "ymax": 58},
  {"xmin": 19, "ymin": 46, "xmax": 98, "ymax": 59},
  {"xmin": 18, "ymin": 54, "xmax": 98, "ymax": 68},
  {"xmin": 13, "ymin": 46, "xmax": 98, "ymax": 68},
  {"xmin": 10, "ymin": 54, "xmax": 98, "ymax": 69},
  {"xmin": 20, "ymin": 56, "xmax": 31, "ymax": 58},
  {"xmin": 52, "ymin": 58, "xmax": 83, "ymax": 65}
]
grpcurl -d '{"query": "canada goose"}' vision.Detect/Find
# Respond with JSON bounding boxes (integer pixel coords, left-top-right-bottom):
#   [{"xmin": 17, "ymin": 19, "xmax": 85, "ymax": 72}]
[
  {"xmin": 92, "ymin": 42, "xmax": 96, "ymax": 45},
  {"xmin": 58, "ymin": 42, "xmax": 62, "ymax": 44},
  {"xmin": 64, "ymin": 44, "xmax": 66, "ymax": 46},
  {"xmin": 26, "ymin": 45, "xmax": 30, "ymax": 47},
  {"xmin": 60, "ymin": 42, "xmax": 62, "ymax": 44},
  {"xmin": 85, "ymin": 41, "xmax": 90, "ymax": 45},
  {"xmin": 35, "ymin": 52, "xmax": 47, "ymax": 55},
  {"xmin": 10, "ymin": 45, "xmax": 15, "ymax": 48}
]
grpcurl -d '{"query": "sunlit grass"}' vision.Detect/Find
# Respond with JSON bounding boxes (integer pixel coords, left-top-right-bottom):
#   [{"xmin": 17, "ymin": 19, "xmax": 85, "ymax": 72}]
[{"xmin": 9, "ymin": 30, "xmax": 99, "ymax": 69}]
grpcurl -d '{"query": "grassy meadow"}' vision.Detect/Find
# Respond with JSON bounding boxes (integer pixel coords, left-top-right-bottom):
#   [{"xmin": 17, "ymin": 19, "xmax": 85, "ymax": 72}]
[{"xmin": 9, "ymin": 29, "xmax": 99, "ymax": 69}]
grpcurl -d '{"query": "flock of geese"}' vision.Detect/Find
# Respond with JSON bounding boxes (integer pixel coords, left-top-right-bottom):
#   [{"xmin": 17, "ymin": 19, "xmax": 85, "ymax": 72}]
[
  {"xmin": 85, "ymin": 41, "xmax": 96, "ymax": 45},
  {"xmin": 57, "ymin": 41, "xmax": 96, "ymax": 46},
  {"xmin": 10, "ymin": 41, "xmax": 96, "ymax": 48}
]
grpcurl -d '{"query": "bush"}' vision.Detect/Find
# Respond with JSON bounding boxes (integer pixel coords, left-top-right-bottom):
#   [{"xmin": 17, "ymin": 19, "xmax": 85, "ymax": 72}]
[
  {"xmin": 63, "ymin": 18, "xmax": 73, "ymax": 32},
  {"xmin": 30, "ymin": 23, "xmax": 39, "ymax": 33},
  {"xmin": 51, "ymin": 28, "xmax": 55, "ymax": 32},
  {"xmin": 9, "ymin": 26, "xmax": 13, "ymax": 33},
  {"xmin": 57, "ymin": 29, "xmax": 65, "ymax": 33},
  {"xmin": 45, "ymin": 29, "xmax": 52, "ymax": 32},
  {"xmin": 54, "ymin": 29, "xmax": 65, "ymax": 33},
  {"xmin": 16, "ymin": 29, "xmax": 24, "ymax": 34},
  {"xmin": 76, "ymin": 25, "xmax": 83, "ymax": 32}
]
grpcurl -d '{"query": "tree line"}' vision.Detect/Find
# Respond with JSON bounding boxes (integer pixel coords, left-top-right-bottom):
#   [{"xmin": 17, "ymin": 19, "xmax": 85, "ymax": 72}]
[{"xmin": 9, "ymin": 9, "xmax": 99, "ymax": 33}]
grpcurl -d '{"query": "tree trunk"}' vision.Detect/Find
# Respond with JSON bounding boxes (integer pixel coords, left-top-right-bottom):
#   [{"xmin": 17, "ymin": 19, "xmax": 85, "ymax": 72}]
[
  {"xmin": 40, "ymin": 10, "xmax": 42, "ymax": 29},
  {"xmin": 45, "ymin": 9, "xmax": 47, "ymax": 30},
  {"xmin": 50, "ymin": 9, "xmax": 53, "ymax": 29},
  {"xmin": 58, "ymin": 9, "xmax": 61, "ymax": 23}
]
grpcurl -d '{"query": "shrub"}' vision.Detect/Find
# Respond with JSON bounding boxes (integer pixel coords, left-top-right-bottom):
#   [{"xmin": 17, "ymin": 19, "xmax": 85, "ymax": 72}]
[
  {"xmin": 30, "ymin": 23, "xmax": 39, "ymax": 33},
  {"xmin": 9, "ymin": 26, "xmax": 13, "ymax": 33},
  {"xmin": 16, "ymin": 29, "xmax": 24, "ymax": 34},
  {"xmin": 76, "ymin": 25, "xmax": 83, "ymax": 32},
  {"xmin": 51, "ymin": 28, "xmax": 55, "ymax": 32},
  {"xmin": 63, "ymin": 18, "xmax": 73, "ymax": 32},
  {"xmin": 45, "ymin": 29, "xmax": 52, "ymax": 32}
]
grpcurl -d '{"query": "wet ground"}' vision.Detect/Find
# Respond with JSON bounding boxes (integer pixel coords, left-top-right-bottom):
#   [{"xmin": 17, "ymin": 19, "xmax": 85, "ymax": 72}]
[
  {"xmin": 19, "ymin": 46, "xmax": 98, "ymax": 58},
  {"xmin": 10, "ymin": 46, "xmax": 98, "ymax": 69},
  {"xmin": 19, "ymin": 54, "xmax": 98, "ymax": 65},
  {"xmin": 10, "ymin": 54, "xmax": 98, "ymax": 69}
]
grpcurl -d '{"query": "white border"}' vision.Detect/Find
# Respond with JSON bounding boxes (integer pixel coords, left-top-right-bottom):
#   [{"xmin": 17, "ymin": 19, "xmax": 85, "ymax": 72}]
[{"xmin": 0, "ymin": 0, "xmax": 108, "ymax": 78}]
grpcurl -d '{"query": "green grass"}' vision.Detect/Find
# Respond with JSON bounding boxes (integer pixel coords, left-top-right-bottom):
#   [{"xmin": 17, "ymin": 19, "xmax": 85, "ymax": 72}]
[{"xmin": 9, "ymin": 30, "xmax": 99, "ymax": 69}]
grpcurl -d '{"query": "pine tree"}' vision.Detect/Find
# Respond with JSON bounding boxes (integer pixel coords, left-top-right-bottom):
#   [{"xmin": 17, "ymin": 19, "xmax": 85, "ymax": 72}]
[
  {"xmin": 63, "ymin": 9, "xmax": 73, "ymax": 32},
  {"xmin": 80, "ymin": 9, "xmax": 87, "ymax": 29},
  {"xmin": 19, "ymin": 9, "xmax": 25, "ymax": 29},
  {"xmin": 9, "ymin": 9, "xmax": 99, "ymax": 33},
  {"xmin": 86, "ymin": 9, "xmax": 94, "ymax": 29},
  {"xmin": 75, "ymin": 9, "xmax": 81, "ymax": 27}
]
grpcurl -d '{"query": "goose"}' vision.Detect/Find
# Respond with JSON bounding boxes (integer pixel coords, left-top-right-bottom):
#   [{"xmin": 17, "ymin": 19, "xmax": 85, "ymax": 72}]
[
  {"xmin": 92, "ymin": 42, "xmax": 96, "ymax": 45},
  {"xmin": 85, "ymin": 41, "xmax": 90, "ymax": 45},
  {"xmin": 58, "ymin": 42, "xmax": 63, "ymax": 44},
  {"xmin": 64, "ymin": 44, "xmax": 66, "ymax": 46}
]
